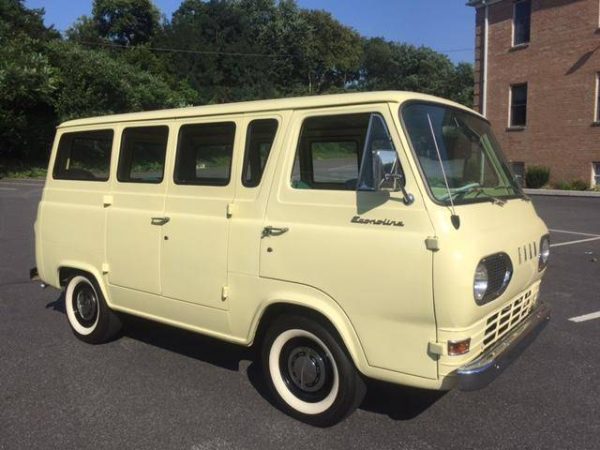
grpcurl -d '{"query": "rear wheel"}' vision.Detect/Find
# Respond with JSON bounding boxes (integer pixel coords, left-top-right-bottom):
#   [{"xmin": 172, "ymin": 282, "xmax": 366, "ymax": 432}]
[
  {"xmin": 64, "ymin": 274, "xmax": 122, "ymax": 344},
  {"xmin": 261, "ymin": 315, "xmax": 365, "ymax": 426}
]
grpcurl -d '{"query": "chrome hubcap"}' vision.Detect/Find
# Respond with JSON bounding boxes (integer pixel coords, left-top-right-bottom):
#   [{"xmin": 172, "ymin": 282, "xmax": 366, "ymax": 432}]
[
  {"xmin": 287, "ymin": 346, "xmax": 326, "ymax": 393},
  {"xmin": 76, "ymin": 289, "xmax": 97, "ymax": 322}
]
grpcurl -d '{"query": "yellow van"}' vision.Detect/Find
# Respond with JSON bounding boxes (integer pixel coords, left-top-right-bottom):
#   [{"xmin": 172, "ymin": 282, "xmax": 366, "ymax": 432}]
[{"xmin": 32, "ymin": 91, "xmax": 551, "ymax": 426}]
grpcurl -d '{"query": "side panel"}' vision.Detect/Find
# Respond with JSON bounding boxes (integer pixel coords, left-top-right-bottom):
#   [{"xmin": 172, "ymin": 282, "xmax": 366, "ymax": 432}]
[
  {"xmin": 105, "ymin": 125, "xmax": 170, "ymax": 296},
  {"xmin": 38, "ymin": 127, "xmax": 114, "ymax": 288},
  {"xmin": 258, "ymin": 105, "xmax": 438, "ymax": 379},
  {"xmin": 159, "ymin": 117, "xmax": 241, "ymax": 312}
]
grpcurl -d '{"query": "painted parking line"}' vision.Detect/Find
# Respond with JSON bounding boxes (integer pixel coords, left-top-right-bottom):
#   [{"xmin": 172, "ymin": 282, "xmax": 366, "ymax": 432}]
[
  {"xmin": 569, "ymin": 311, "xmax": 600, "ymax": 323},
  {"xmin": 548, "ymin": 228, "xmax": 600, "ymax": 248},
  {"xmin": 550, "ymin": 229, "xmax": 600, "ymax": 237},
  {"xmin": 0, "ymin": 187, "xmax": 17, "ymax": 191},
  {"xmin": 551, "ymin": 236, "xmax": 600, "ymax": 248}
]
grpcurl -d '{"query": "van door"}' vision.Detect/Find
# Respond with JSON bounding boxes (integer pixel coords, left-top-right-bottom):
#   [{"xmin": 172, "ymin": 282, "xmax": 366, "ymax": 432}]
[
  {"xmin": 106, "ymin": 125, "xmax": 170, "ymax": 295},
  {"xmin": 159, "ymin": 120, "xmax": 238, "ymax": 311},
  {"xmin": 259, "ymin": 106, "xmax": 438, "ymax": 378}
]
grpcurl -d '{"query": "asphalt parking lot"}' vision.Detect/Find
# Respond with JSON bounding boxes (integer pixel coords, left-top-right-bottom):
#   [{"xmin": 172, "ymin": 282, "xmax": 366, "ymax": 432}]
[{"xmin": 1, "ymin": 179, "xmax": 599, "ymax": 449}]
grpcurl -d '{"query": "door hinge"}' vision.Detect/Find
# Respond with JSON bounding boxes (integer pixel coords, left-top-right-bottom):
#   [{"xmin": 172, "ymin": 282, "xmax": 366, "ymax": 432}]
[
  {"xmin": 425, "ymin": 236, "xmax": 439, "ymax": 252},
  {"xmin": 221, "ymin": 286, "xmax": 229, "ymax": 301},
  {"xmin": 226, "ymin": 203, "xmax": 235, "ymax": 218},
  {"xmin": 428, "ymin": 341, "xmax": 444, "ymax": 356},
  {"xmin": 102, "ymin": 195, "xmax": 113, "ymax": 207},
  {"xmin": 101, "ymin": 263, "xmax": 110, "ymax": 274}
]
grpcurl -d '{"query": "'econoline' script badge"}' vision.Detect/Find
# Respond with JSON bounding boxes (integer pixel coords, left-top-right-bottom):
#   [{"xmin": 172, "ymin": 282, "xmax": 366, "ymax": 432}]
[{"xmin": 350, "ymin": 216, "xmax": 404, "ymax": 227}]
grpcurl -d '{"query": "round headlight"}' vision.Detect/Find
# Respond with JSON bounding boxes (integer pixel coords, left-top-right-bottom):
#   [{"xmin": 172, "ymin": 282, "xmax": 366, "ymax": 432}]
[
  {"xmin": 474, "ymin": 262, "xmax": 489, "ymax": 302},
  {"xmin": 539, "ymin": 235, "xmax": 550, "ymax": 271}
]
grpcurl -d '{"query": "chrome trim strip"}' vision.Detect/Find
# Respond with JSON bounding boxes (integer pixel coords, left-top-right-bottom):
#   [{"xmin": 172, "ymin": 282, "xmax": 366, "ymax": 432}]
[{"xmin": 456, "ymin": 302, "xmax": 551, "ymax": 391}]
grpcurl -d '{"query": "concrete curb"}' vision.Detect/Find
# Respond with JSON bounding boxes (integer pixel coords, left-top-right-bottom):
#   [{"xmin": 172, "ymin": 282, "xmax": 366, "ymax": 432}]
[{"xmin": 524, "ymin": 188, "xmax": 600, "ymax": 198}]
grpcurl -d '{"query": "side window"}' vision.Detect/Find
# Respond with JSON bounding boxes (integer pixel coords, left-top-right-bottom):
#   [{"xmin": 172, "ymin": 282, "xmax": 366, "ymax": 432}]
[
  {"xmin": 291, "ymin": 113, "xmax": 371, "ymax": 190},
  {"xmin": 118, "ymin": 126, "xmax": 169, "ymax": 183},
  {"xmin": 175, "ymin": 122, "xmax": 236, "ymax": 186},
  {"xmin": 53, "ymin": 130, "xmax": 113, "ymax": 181},
  {"xmin": 242, "ymin": 119, "xmax": 278, "ymax": 187}
]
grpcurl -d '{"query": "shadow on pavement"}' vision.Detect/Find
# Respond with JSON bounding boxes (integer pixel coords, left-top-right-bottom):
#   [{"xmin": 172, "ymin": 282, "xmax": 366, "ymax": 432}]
[
  {"xmin": 45, "ymin": 291, "xmax": 65, "ymax": 313},
  {"xmin": 360, "ymin": 380, "xmax": 446, "ymax": 420},
  {"xmin": 45, "ymin": 291, "xmax": 444, "ymax": 421}
]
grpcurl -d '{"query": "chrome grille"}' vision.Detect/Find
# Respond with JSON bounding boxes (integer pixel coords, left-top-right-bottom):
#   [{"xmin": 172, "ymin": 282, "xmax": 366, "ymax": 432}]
[{"xmin": 482, "ymin": 290, "xmax": 535, "ymax": 349}]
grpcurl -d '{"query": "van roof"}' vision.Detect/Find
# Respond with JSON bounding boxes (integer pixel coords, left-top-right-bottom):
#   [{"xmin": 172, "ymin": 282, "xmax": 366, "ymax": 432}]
[{"xmin": 58, "ymin": 91, "xmax": 481, "ymax": 128}]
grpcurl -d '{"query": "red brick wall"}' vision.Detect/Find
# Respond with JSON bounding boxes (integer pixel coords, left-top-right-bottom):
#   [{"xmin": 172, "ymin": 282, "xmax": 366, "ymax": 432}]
[{"xmin": 473, "ymin": 0, "xmax": 600, "ymax": 186}]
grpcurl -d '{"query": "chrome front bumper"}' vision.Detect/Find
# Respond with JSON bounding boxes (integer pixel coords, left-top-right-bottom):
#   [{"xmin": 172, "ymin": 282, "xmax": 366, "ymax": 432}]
[{"xmin": 456, "ymin": 302, "xmax": 551, "ymax": 391}]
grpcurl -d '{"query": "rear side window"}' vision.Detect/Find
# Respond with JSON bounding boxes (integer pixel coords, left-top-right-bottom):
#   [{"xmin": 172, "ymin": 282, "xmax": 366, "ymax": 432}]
[
  {"xmin": 291, "ymin": 113, "xmax": 370, "ymax": 190},
  {"xmin": 242, "ymin": 119, "xmax": 278, "ymax": 187},
  {"xmin": 175, "ymin": 122, "xmax": 236, "ymax": 186},
  {"xmin": 118, "ymin": 126, "xmax": 169, "ymax": 184},
  {"xmin": 53, "ymin": 130, "xmax": 113, "ymax": 181}
]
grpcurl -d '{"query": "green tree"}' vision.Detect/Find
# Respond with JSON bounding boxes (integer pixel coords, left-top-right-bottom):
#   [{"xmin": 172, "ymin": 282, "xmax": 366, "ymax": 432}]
[
  {"xmin": 0, "ymin": 0, "xmax": 60, "ymax": 165},
  {"xmin": 361, "ymin": 37, "xmax": 473, "ymax": 105},
  {"xmin": 47, "ymin": 41, "xmax": 195, "ymax": 121},
  {"xmin": 92, "ymin": 0, "xmax": 162, "ymax": 46},
  {"xmin": 451, "ymin": 62, "xmax": 475, "ymax": 106},
  {"xmin": 299, "ymin": 9, "xmax": 362, "ymax": 93}
]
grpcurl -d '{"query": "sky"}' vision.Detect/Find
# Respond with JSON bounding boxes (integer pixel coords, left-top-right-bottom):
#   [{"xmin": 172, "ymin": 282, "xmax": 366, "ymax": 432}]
[{"xmin": 25, "ymin": 0, "xmax": 475, "ymax": 64}]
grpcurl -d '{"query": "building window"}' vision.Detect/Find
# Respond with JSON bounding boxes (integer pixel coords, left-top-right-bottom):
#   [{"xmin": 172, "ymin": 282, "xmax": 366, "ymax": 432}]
[
  {"xmin": 511, "ymin": 161, "xmax": 525, "ymax": 186},
  {"xmin": 595, "ymin": 73, "xmax": 600, "ymax": 123},
  {"xmin": 513, "ymin": 0, "xmax": 531, "ymax": 46},
  {"xmin": 510, "ymin": 84, "xmax": 528, "ymax": 127},
  {"xmin": 593, "ymin": 162, "xmax": 600, "ymax": 187}
]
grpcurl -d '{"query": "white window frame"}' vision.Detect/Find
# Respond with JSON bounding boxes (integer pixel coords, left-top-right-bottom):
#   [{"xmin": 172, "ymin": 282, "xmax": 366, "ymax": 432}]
[
  {"xmin": 595, "ymin": 73, "xmax": 600, "ymax": 123},
  {"xmin": 509, "ymin": 83, "xmax": 528, "ymax": 128},
  {"xmin": 593, "ymin": 162, "xmax": 600, "ymax": 187}
]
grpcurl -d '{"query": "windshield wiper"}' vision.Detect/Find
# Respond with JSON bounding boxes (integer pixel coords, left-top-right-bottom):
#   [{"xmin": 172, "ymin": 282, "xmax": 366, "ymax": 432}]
[{"xmin": 452, "ymin": 185, "xmax": 507, "ymax": 206}]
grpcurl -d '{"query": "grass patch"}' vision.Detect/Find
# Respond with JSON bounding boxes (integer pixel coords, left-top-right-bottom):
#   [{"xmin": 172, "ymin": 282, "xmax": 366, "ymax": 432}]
[{"xmin": 0, "ymin": 161, "xmax": 48, "ymax": 179}]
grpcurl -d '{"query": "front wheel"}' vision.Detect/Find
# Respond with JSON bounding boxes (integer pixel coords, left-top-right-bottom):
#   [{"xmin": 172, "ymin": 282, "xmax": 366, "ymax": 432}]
[
  {"xmin": 64, "ymin": 274, "xmax": 122, "ymax": 344},
  {"xmin": 261, "ymin": 315, "xmax": 365, "ymax": 426}
]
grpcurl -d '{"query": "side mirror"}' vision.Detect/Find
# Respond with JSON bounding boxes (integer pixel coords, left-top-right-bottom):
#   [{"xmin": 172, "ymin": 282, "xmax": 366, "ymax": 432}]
[
  {"xmin": 373, "ymin": 149, "xmax": 405, "ymax": 192},
  {"xmin": 357, "ymin": 114, "xmax": 414, "ymax": 205}
]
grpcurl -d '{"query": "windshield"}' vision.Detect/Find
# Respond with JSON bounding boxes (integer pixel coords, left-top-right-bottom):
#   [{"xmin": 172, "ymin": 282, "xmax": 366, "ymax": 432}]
[{"xmin": 401, "ymin": 103, "xmax": 522, "ymax": 205}]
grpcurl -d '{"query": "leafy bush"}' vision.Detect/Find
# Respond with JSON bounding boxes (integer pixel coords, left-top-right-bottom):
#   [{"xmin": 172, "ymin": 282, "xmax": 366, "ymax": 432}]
[
  {"xmin": 554, "ymin": 180, "xmax": 588, "ymax": 191},
  {"xmin": 571, "ymin": 179, "xmax": 588, "ymax": 191},
  {"xmin": 525, "ymin": 166, "xmax": 550, "ymax": 189}
]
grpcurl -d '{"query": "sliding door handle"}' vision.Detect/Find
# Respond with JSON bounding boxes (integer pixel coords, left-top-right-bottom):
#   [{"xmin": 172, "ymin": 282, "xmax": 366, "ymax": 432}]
[{"xmin": 151, "ymin": 217, "xmax": 170, "ymax": 226}]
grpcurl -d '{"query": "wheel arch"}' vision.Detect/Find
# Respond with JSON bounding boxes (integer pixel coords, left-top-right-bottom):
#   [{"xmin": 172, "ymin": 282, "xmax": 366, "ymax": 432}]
[
  {"xmin": 250, "ymin": 299, "xmax": 368, "ymax": 373},
  {"xmin": 57, "ymin": 262, "xmax": 112, "ymax": 306}
]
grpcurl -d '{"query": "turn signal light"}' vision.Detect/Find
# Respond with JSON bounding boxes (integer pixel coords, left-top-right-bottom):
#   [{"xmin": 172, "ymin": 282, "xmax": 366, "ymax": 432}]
[{"xmin": 448, "ymin": 338, "xmax": 471, "ymax": 356}]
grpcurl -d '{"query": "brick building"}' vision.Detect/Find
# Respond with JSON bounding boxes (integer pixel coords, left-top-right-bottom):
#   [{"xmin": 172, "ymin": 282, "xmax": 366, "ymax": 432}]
[{"xmin": 468, "ymin": 0, "xmax": 600, "ymax": 188}]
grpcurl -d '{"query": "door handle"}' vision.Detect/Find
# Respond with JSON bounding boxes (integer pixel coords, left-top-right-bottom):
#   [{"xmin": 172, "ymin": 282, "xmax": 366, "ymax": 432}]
[
  {"xmin": 262, "ymin": 226, "xmax": 289, "ymax": 237},
  {"xmin": 151, "ymin": 217, "xmax": 170, "ymax": 226}
]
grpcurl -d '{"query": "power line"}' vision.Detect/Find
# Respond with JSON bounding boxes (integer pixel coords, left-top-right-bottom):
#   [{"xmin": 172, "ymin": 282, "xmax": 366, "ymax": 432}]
[{"xmin": 74, "ymin": 40, "xmax": 292, "ymax": 59}]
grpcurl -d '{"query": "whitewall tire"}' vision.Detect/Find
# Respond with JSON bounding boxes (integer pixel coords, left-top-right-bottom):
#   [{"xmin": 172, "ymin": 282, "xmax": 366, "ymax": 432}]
[
  {"xmin": 262, "ymin": 315, "xmax": 366, "ymax": 426},
  {"xmin": 64, "ymin": 273, "xmax": 122, "ymax": 344}
]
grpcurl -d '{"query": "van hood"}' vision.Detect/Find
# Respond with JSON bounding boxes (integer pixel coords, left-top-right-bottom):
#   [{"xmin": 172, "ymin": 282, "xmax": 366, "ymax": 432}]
[{"xmin": 429, "ymin": 197, "xmax": 548, "ymax": 330}]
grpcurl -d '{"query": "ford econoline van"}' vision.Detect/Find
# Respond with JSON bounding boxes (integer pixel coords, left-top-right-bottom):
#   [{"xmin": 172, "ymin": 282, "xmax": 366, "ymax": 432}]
[{"xmin": 32, "ymin": 92, "xmax": 551, "ymax": 426}]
